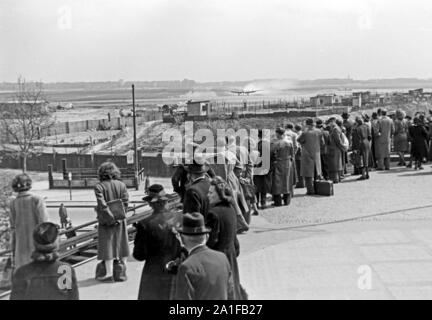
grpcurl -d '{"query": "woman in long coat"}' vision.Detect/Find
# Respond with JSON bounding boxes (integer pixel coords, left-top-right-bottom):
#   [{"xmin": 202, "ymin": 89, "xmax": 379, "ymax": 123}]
[
  {"xmin": 220, "ymin": 138, "xmax": 249, "ymax": 232},
  {"xmin": 9, "ymin": 173, "xmax": 49, "ymax": 270},
  {"xmin": 327, "ymin": 120, "xmax": 345, "ymax": 183},
  {"xmin": 206, "ymin": 176, "xmax": 243, "ymax": 300},
  {"xmin": 133, "ymin": 184, "xmax": 183, "ymax": 300},
  {"xmin": 408, "ymin": 117, "xmax": 429, "ymax": 170},
  {"xmin": 94, "ymin": 162, "xmax": 130, "ymax": 281},
  {"xmin": 270, "ymin": 127, "xmax": 295, "ymax": 206}
]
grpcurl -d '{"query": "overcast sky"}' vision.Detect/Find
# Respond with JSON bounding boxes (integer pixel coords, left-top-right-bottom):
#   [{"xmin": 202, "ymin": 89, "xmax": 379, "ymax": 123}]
[{"xmin": 1, "ymin": 0, "xmax": 432, "ymax": 82}]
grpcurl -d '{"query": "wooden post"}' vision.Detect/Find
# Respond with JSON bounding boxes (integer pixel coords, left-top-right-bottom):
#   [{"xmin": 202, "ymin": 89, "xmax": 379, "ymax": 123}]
[
  {"xmin": 62, "ymin": 158, "xmax": 67, "ymax": 180},
  {"xmin": 48, "ymin": 165, "xmax": 53, "ymax": 189},
  {"xmin": 132, "ymin": 84, "xmax": 139, "ymax": 191}
]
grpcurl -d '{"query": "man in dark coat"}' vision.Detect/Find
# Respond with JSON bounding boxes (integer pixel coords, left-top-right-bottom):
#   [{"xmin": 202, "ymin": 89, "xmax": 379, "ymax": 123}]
[
  {"xmin": 375, "ymin": 109, "xmax": 395, "ymax": 170},
  {"xmin": 342, "ymin": 112, "xmax": 355, "ymax": 175},
  {"xmin": 352, "ymin": 116, "xmax": 372, "ymax": 180},
  {"xmin": 316, "ymin": 119, "xmax": 330, "ymax": 180},
  {"xmin": 326, "ymin": 118, "xmax": 346, "ymax": 183},
  {"xmin": 183, "ymin": 159, "xmax": 211, "ymax": 218},
  {"xmin": 297, "ymin": 119, "xmax": 324, "ymax": 195},
  {"xmin": 171, "ymin": 164, "xmax": 189, "ymax": 202},
  {"xmin": 133, "ymin": 184, "xmax": 183, "ymax": 300},
  {"xmin": 10, "ymin": 222, "xmax": 79, "ymax": 300},
  {"xmin": 294, "ymin": 124, "xmax": 305, "ymax": 188},
  {"xmin": 253, "ymin": 129, "xmax": 272, "ymax": 209},
  {"xmin": 408, "ymin": 117, "xmax": 429, "ymax": 170},
  {"xmin": 174, "ymin": 212, "xmax": 234, "ymax": 300}
]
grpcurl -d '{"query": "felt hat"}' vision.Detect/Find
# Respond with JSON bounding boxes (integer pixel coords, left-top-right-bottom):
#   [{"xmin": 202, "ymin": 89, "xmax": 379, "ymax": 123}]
[
  {"xmin": 143, "ymin": 184, "xmax": 169, "ymax": 202},
  {"xmin": 185, "ymin": 154, "xmax": 209, "ymax": 174},
  {"xmin": 177, "ymin": 212, "xmax": 211, "ymax": 235}
]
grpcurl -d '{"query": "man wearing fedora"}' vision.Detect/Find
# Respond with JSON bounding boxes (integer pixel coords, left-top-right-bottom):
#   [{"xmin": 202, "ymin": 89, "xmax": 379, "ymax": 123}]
[
  {"xmin": 183, "ymin": 157, "xmax": 211, "ymax": 218},
  {"xmin": 297, "ymin": 118, "xmax": 324, "ymax": 194},
  {"xmin": 133, "ymin": 184, "xmax": 183, "ymax": 300},
  {"xmin": 375, "ymin": 109, "xmax": 395, "ymax": 170},
  {"xmin": 174, "ymin": 212, "xmax": 234, "ymax": 300}
]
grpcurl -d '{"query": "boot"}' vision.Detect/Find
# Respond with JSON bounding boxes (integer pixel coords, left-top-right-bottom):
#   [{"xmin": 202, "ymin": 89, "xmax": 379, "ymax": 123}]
[
  {"xmin": 283, "ymin": 194, "xmax": 291, "ymax": 206},
  {"xmin": 273, "ymin": 195, "xmax": 282, "ymax": 207},
  {"xmin": 305, "ymin": 178, "xmax": 315, "ymax": 195}
]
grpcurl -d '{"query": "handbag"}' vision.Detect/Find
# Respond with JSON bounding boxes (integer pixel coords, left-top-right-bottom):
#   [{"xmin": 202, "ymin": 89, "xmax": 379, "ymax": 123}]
[
  {"xmin": 106, "ymin": 199, "xmax": 126, "ymax": 221},
  {"xmin": 95, "ymin": 183, "xmax": 127, "ymax": 226}
]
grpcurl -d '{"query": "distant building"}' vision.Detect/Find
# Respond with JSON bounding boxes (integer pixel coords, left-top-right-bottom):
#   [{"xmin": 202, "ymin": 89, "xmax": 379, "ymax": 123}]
[
  {"xmin": 186, "ymin": 100, "xmax": 210, "ymax": 116},
  {"xmin": 352, "ymin": 96, "xmax": 362, "ymax": 108},
  {"xmin": 408, "ymin": 88, "xmax": 423, "ymax": 97},
  {"xmin": 353, "ymin": 91, "xmax": 371, "ymax": 104},
  {"xmin": 310, "ymin": 94, "xmax": 342, "ymax": 108}
]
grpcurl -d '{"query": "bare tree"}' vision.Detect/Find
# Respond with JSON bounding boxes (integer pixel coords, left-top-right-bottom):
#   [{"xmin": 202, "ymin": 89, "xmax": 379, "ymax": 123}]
[{"xmin": 0, "ymin": 77, "xmax": 54, "ymax": 172}]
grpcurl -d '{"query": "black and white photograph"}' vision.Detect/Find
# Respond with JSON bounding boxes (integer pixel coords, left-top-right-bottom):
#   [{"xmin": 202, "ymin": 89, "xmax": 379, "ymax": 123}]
[{"xmin": 1, "ymin": 0, "xmax": 432, "ymax": 304}]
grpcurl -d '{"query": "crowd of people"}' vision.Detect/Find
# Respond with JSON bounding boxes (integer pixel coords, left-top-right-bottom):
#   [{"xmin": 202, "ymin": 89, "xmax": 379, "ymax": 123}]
[
  {"xmin": 6, "ymin": 162, "xmax": 246, "ymax": 300},
  {"xmin": 5, "ymin": 107, "xmax": 432, "ymax": 300},
  {"xmin": 235, "ymin": 108, "xmax": 432, "ymax": 205}
]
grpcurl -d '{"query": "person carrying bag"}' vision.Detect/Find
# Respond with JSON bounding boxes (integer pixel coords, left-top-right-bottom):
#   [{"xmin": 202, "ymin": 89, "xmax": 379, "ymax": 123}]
[{"xmin": 93, "ymin": 162, "xmax": 130, "ymax": 282}]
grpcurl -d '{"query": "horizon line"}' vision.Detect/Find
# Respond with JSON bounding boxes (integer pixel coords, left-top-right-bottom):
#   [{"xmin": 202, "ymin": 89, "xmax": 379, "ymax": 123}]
[{"xmin": 2, "ymin": 76, "xmax": 432, "ymax": 85}]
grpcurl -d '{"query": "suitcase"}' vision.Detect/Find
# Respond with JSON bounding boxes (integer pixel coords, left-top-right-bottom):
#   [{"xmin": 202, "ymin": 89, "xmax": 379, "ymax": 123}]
[{"xmin": 314, "ymin": 180, "xmax": 334, "ymax": 196}]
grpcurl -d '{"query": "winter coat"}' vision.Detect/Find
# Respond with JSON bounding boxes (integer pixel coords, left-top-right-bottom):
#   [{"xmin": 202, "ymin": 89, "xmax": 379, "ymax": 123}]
[
  {"xmin": 174, "ymin": 245, "xmax": 234, "ymax": 300},
  {"xmin": 171, "ymin": 165, "xmax": 189, "ymax": 202},
  {"xmin": 9, "ymin": 192, "xmax": 49, "ymax": 269},
  {"xmin": 133, "ymin": 209, "xmax": 183, "ymax": 300},
  {"xmin": 10, "ymin": 260, "xmax": 79, "ymax": 300},
  {"xmin": 94, "ymin": 180, "xmax": 130, "ymax": 261},
  {"xmin": 297, "ymin": 127, "xmax": 323, "ymax": 178},
  {"xmin": 327, "ymin": 125, "xmax": 345, "ymax": 172},
  {"xmin": 409, "ymin": 125, "xmax": 429, "ymax": 159},
  {"xmin": 206, "ymin": 201, "xmax": 242, "ymax": 299},
  {"xmin": 393, "ymin": 119, "xmax": 409, "ymax": 153},
  {"xmin": 375, "ymin": 116, "xmax": 395, "ymax": 159},
  {"xmin": 183, "ymin": 176, "xmax": 211, "ymax": 217},
  {"xmin": 270, "ymin": 138, "xmax": 295, "ymax": 195},
  {"xmin": 352, "ymin": 124, "xmax": 372, "ymax": 153}
]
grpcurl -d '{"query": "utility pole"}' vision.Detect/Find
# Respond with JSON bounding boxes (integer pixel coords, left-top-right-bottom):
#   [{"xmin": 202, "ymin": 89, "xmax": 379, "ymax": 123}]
[{"xmin": 132, "ymin": 84, "xmax": 139, "ymax": 190}]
